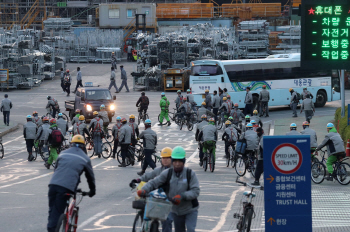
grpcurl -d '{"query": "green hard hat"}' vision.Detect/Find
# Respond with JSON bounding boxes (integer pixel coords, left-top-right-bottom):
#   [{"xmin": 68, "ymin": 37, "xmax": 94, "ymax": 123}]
[
  {"xmin": 171, "ymin": 146, "xmax": 186, "ymax": 159},
  {"xmin": 245, "ymin": 115, "xmax": 250, "ymax": 119}
]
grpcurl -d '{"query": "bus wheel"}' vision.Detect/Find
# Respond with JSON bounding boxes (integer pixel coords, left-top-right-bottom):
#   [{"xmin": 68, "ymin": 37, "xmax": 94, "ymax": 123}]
[
  {"xmin": 315, "ymin": 90, "xmax": 327, "ymax": 107},
  {"xmin": 252, "ymin": 96, "xmax": 259, "ymax": 110}
]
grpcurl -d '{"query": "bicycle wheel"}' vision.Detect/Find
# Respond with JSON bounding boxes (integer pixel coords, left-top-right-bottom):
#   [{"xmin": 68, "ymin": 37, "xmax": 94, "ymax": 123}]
[
  {"xmin": 85, "ymin": 141, "xmax": 95, "ymax": 158},
  {"xmin": 61, "ymin": 113, "xmax": 69, "ymax": 122},
  {"xmin": 67, "ymin": 209, "xmax": 78, "ymax": 231},
  {"xmin": 250, "ymin": 156, "xmax": 258, "ymax": 178},
  {"xmin": 187, "ymin": 121, "xmax": 193, "ymax": 131},
  {"xmin": 138, "ymin": 114, "xmax": 142, "ymax": 125},
  {"xmin": 210, "ymin": 152, "xmax": 215, "ymax": 172},
  {"xmin": 55, "ymin": 214, "xmax": 67, "ymax": 232},
  {"xmin": 311, "ymin": 162, "xmax": 326, "ymax": 184},
  {"xmin": 117, "ymin": 149, "xmax": 131, "ymax": 166},
  {"xmin": 226, "ymin": 153, "xmax": 230, "ymax": 167},
  {"xmin": 0, "ymin": 143, "xmax": 3, "ymax": 159},
  {"xmin": 134, "ymin": 144, "xmax": 143, "ymax": 162},
  {"xmin": 179, "ymin": 119, "xmax": 183, "ymax": 130},
  {"xmin": 243, "ymin": 208, "xmax": 254, "ymax": 232},
  {"xmin": 235, "ymin": 156, "xmax": 247, "ymax": 177},
  {"xmin": 203, "ymin": 154, "xmax": 208, "ymax": 172},
  {"xmin": 150, "ymin": 220, "xmax": 159, "ymax": 232},
  {"xmin": 105, "ymin": 129, "xmax": 113, "ymax": 143},
  {"xmin": 336, "ymin": 162, "xmax": 350, "ymax": 185},
  {"xmin": 217, "ymin": 117, "xmax": 223, "ymax": 130},
  {"xmin": 132, "ymin": 211, "xmax": 144, "ymax": 232},
  {"xmin": 101, "ymin": 142, "xmax": 112, "ymax": 159}
]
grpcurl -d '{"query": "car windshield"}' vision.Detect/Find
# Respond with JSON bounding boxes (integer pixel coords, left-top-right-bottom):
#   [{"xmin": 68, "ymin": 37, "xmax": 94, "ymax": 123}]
[{"xmin": 86, "ymin": 90, "xmax": 112, "ymax": 100}]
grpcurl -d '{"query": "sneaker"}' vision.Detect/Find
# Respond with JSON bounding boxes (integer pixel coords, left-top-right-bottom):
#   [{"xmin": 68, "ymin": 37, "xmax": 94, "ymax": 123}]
[
  {"xmin": 325, "ymin": 175, "xmax": 333, "ymax": 181},
  {"xmin": 98, "ymin": 154, "xmax": 101, "ymax": 158},
  {"xmin": 251, "ymin": 180, "xmax": 260, "ymax": 186},
  {"xmin": 167, "ymin": 121, "xmax": 171, "ymax": 126},
  {"xmin": 44, "ymin": 163, "xmax": 50, "ymax": 169},
  {"xmin": 292, "ymin": 115, "xmax": 297, "ymax": 117},
  {"xmin": 111, "ymin": 154, "xmax": 116, "ymax": 159},
  {"xmin": 137, "ymin": 170, "xmax": 145, "ymax": 176},
  {"xmin": 158, "ymin": 123, "xmax": 163, "ymax": 126},
  {"xmin": 118, "ymin": 163, "xmax": 126, "ymax": 167}
]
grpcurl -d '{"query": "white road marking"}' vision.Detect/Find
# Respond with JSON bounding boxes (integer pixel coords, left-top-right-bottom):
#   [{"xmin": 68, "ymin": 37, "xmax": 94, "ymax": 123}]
[
  {"xmin": 210, "ymin": 187, "xmax": 244, "ymax": 232},
  {"xmin": 2, "ymin": 149, "xmax": 27, "ymax": 159},
  {"xmin": 79, "ymin": 210, "xmax": 107, "ymax": 229},
  {"xmin": 3, "ymin": 136, "xmax": 23, "ymax": 145},
  {"xmin": 187, "ymin": 150, "xmax": 198, "ymax": 162}
]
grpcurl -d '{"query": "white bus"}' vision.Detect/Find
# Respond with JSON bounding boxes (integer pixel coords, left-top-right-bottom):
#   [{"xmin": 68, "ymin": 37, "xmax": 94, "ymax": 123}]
[{"xmin": 189, "ymin": 53, "xmax": 340, "ymax": 108}]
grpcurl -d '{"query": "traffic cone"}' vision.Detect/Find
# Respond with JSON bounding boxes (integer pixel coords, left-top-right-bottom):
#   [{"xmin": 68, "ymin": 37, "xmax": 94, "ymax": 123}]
[{"xmin": 346, "ymin": 139, "xmax": 350, "ymax": 157}]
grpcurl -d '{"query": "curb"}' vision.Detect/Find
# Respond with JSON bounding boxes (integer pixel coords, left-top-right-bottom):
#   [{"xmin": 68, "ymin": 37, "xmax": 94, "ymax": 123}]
[
  {"xmin": 0, "ymin": 123, "xmax": 20, "ymax": 137},
  {"xmin": 269, "ymin": 121, "xmax": 274, "ymax": 135}
]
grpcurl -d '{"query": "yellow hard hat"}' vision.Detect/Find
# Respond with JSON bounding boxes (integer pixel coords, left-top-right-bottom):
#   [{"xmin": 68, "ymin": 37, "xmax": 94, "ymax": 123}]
[
  {"xmin": 253, "ymin": 110, "xmax": 258, "ymax": 115},
  {"xmin": 223, "ymin": 97, "xmax": 227, "ymax": 101},
  {"xmin": 205, "ymin": 89, "xmax": 209, "ymax": 93},
  {"xmin": 130, "ymin": 114, "xmax": 135, "ymax": 119},
  {"xmin": 289, "ymin": 88, "xmax": 293, "ymax": 92},
  {"xmin": 225, "ymin": 120, "xmax": 231, "ymax": 125},
  {"xmin": 202, "ymin": 102, "xmax": 206, "ymax": 106},
  {"xmin": 161, "ymin": 147, "xmax": 172, "ymax": 158},
  {"xmin": 79, "ymin": 115, "xmax": 85, "ymax": 121},
  {"xmin": 71, "ymin": 135, "xmax": 85, "ymax": 144},
  {"xmin": 93, "ymin": 111, "xmax": 98, "ymax": 116}
]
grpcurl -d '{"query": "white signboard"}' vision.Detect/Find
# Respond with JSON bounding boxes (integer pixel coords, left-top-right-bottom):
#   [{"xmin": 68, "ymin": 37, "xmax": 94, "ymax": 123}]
[{"xmin": 0, "ymin": 69, "xmax": 8, "ymax": 82}]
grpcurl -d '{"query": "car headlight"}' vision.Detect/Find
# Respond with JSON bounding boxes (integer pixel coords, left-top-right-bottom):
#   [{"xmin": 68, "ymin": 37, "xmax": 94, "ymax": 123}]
[
  {"xmin": 86, "ymin": 104, "xmax": 92, "ymax": 112},
  {"xmin": 110, "ymin": 104, "xmax": 116, "ymax": 111}
]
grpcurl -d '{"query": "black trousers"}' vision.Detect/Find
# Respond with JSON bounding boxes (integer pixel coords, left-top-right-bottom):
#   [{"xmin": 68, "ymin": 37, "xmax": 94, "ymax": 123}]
[
  {"xmin": 47, "ymin": 185, "xmax": 73, "ymax": 232},
  {"xmin": 199, "ymin": 143, "xmax": 204, "ymax": 161},
  {"xmin": 224, "ymin": 141, "xmax": 235, "ymax": 157},
  {"xmin": 112, "ymin": 139, "xmax": 119, "ymax": 155},
  {"xmin": 3, "ymin": 111, "xmax": 9, "ymax": 125},
  {"xmin": 74, "ymin": 80, "xmax": 83, "ymax": 92},
  {"xmin": 26, "ymin": 139, "xmax": 34, "ymax": 154},
  {"xmin": 244, "ymin": 104, "xmax": 253, "ymax": 116},
  {"xmin": 212, "ymin": 108, "xmax": 219, "ymax": 122},
  {"xmin": 120, "ymin": 144, "xmax": 129, "ymax": 162},
  {"xmin": 142, "ymin": 148, "xmax": 156, "ymax": 171},
  {"xmin": 61, "ymin": 80, "xmax": 65, "ymax": 92},
  {"xmin": 255, "ymin": 160, "xmax": 264, "ymax": 181},
  {"xmin": 65, "ymin": 83, "xmax": 71, "ymax": 95}
]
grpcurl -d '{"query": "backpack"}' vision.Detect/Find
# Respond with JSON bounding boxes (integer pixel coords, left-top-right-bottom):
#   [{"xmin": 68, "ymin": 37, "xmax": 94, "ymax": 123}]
[
  {"xmin": 52, "ymin": 98, "xmax": 59, "ymax": 109},
  {"xmin": 235, "ymin": 138, "xmax": 247, "ymax": 154},
  {"xmin": 294, "ymin": 92, "xmax": 301, "ymax": 103},
  {"xmin": 165, "ymin": 168, "xmax": 199, "ymax": 208},
  {"xmin": 141, "ymin": 96, "xmax": 149, "ymax": 106},
  {"xmin": 51, "ymin": 129, "xmax": 63, "ymax": 146},
  {"xmin": 229, "ymin": 127, "xmax": 237, "ymax": 142}
]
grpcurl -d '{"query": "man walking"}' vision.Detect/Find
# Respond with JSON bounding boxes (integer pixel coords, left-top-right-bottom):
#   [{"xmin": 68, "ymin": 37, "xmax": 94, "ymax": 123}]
[
  {"xmin": 118, "ymin": 65, "xmax": 129, "ymax": 92},
  {"xmin": 301, "ymin": 87, "xmax": 313, "ymax": 100},
  {"xmin": 1, "ymin": 94, "xmax": 12, "ymax": 126},
  {"xmin": 259, "ymin": 85, "xmax": 270, "ymax": 117},
  {"xmin": 109, "ymin": 67, "xmax": 119, "ymax": 93},
  {"xmin": 244, "ymin": 87, "xmax": 253, "ymax": 116},
  {"xmin": 289, "ymin": 88, "xmax": 299, "ymax": 117},
  {"xmin": 60, "ymin": 68, "xmax": 65, "ymax": 93},
  {"xmin": 64, "ymin": 69, "xmax": 71, "ymax": 97},
  {"xmin": 212, "ymin": 90, "xmax": 221, "ymax": 121},
  {"xmin": 127, "ymin": 45, "xmax": 133, "ymax": 61},
  {"xmin": 300, "ymin": 94, "xmax": 315, "ymax": 123},
  {"xmin": 204, "ymin": 89, "xmax": 212, "ymax": 111},
  {"xmin": 73, "ymin": 67, "xmax": 83, "ymax": 94}
]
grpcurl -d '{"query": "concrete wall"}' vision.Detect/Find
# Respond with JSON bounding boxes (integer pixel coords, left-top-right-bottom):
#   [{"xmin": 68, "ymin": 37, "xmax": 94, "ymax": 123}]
[{"xmin": 99, "ymin": 3, "xmax": 156, "ymax": 28}]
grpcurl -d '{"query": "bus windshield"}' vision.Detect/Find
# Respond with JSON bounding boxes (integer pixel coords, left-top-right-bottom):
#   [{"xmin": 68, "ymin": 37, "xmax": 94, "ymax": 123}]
[{"xmin": 191, "ymin": 65, "xmax": 223, "ymax": 76}]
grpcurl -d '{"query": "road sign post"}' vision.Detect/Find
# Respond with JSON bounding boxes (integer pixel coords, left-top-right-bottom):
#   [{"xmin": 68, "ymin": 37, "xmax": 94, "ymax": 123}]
[
  {"xmin": 264, "ymin": 135, "xmax": 312, "ymax": 232},
  {"xmin": 348, "ymin": 104, "xmax": 350, "ymax": 126}
]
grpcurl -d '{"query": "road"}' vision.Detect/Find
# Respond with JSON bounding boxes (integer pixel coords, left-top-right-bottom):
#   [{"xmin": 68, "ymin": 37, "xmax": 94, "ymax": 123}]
[{"xmin": 0, "ymin": 62, "xmax": 349, "ymax": 232}]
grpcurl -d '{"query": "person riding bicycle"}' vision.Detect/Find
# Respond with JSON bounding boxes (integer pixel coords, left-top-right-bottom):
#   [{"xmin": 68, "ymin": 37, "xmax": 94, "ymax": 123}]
[
  {"xmin": 230, "ymin": 103, "xmax": 245, "ymax": 127},
  {"xmin": 47, "ymin": 135, "xmax": 96, "ymax": 232},
  {"xmin": 226, "ymin": 95, "xmax": 233, "ymax": 113},
  {"xmin": 286, "ymin": 123, "xmax": 301, "ymax": 135},
  {"xmin": 186, "ymin": 89, "xmax": 196, "ymax": 111},
  {"xmin": 36, "ymin": 117, "xmax": 51, "ymax": 158},
  {"xmin": 219, "ymin": 97, "xmax": 230, "ymax": 124},
  {"xmin": 251, "ymin": 110, "xmax": 263, "ymax": 127},
  {"xmin": 71, "ymin": 109, "xmax": 81, "ymax": 126},
  {"xmin": 252, "ymin": 127, "xmax": 264, "ymax": 186},
  {"xmin": 130, "ymin": 147, "xmax": 174, "ymax": 232},
  {"xmin": 118, "ymin": 118, "xmax": 133, "ymax": 167},
  {"xmin": 111, "ymin": 116, "xmax": 122, "ymax": 159},
  {"xmin": 137, "ymin": 146, "xmax": 200, "ymax": 232},
  {"xmin": 300, "ymin": 121, "xmax": 318, "ymax": 158},
  {"xmin": 198, "ymin": 118, "xmax": 218, "ymax": 162},
  {"xmin": 44, "ymin": 119, "xmax": 65, "ymax": 169},
  {"xmin": 73, "ymin": 115, "xmax": 90, "ymax": 139},
  {"xmin": 175, "ymin": 90, "xmax": 183, "ymax": 109},
  {"xmin": 99, "ymin": 104, "xmax": 110, "ymax": 136},
  {"xmin": 195, "ymin": 114, "xmax": 209, "ymax": 166},
  {"xmin": 159, "ymin": 92, "xmax": 171, "ymax": 126},
  {"xmin": 24, "ymin": 115, "xmax": 38, "ymax": 161},
  {"xmin": 89, "ymin": 111, "xmax": 104, "ymax": 158},
  {"xmin": 222, "ymin": 120, "xmax": 238, "ymax": 159},
  {"xmin": 129, "ymin": 114, "xmax": 140, "ymax": 146},
  {"xmin": 56, "ymin": 113, "xmax": 68, "ymax": 136},
  {"xmin": 33, "ymin": 111, "xmax": 42, "ymax": 128},
  {"xmin": 178, "ymin": 96, "xmax": 193, "ymax": 123},
  {"xmin": 251, "ymin": 120, "xmax": 258, "ymax": 132},
  {"xmin": 315, "ymin": 123, "xmax": 346, "ymax": 180},
  {"xmin": 228, "ymin": 116, "xmax": 242, "ymax": 135},
  {"xmin": 197, "ymin": 102, "xmax": 214, "ymax": 121},
  {"xmin": 240, "ymin": 123, "xmax": 259, "ymax": 159},
  {"xmin": 137, "ymin": 119, "xmax": 157, "ymax": 175},
  {"xmin": 46, "ymin": 96, "xmax": 59, "ymax": 118},
  {"xmin": 241, "ymin": 115, "xmax": 251, "ymax": 132},
  {"xmin": 136, "ymin": 92, "xmax": 149, "ymax": 115}
]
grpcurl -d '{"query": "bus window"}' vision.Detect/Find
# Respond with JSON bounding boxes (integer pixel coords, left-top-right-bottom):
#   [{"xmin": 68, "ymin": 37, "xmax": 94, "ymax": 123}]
[
  {"xmin": 191, "ymin": 65, "xmax": 223, "ymax": 76},
  {"xmin": 332, "ymin": 70, "xmax": 340, "ymax": 92}
]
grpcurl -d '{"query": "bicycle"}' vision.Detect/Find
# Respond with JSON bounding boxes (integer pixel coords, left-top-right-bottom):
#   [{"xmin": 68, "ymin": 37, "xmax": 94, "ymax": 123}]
[
  {"xmin": 55, "ymin": 189, "xmax": 90, "ymax": 232},
  {"xmin": 138, "ymin": 107, "xmax": 149, "ymax": 125},
  {"xmin": 158, "ymin": 108, "xmax": 181, "ymax": 125},
  {"xmin": 234, "ymin": 177, "xmax": 264, "ymax": 232},
  {"xmin": 226, "ymin": 142, "xmax": 238, "ymax": 168},
  {"xmin": 203, "ymin": 141, "xmax": 216, "ymax": 172},
  {"xmin": 235, "ymin": 152, "xmax": 257, "ymax": 178},
  {"xmin": 46, "ymin": 108, "xmax": 69, "ymax": 122},
  {"xmin": 85, "ymin": 137, "xmax": 112, "ymax": 159},
  {"xmin": 179, "ymin": 112, "xmax": 196, "ymax": 131},
  {"xmin": 116, "ymin": 144, "xmax": 136, "ymax": 166},
  {"xmin": 216, "ymin": 111, "xmax": 229, "ymax": 130},
  {"xmin": 311, "ymin": 151, "xmax": 350, "ymax": 185},
  {"xmin": 140, "ymin": 149, "xmax": 161, "ymax": 168},
  {"xmin": 131, "ymin": 186, "xmax": 172, "ymax": 232},
  {"xmin": 0, "ymin": 138, "xmax": 4, "ymax": 159}
]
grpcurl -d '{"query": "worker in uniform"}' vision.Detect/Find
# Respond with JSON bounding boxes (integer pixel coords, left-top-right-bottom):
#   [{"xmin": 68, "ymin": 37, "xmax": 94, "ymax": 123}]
[
  {"xmin": 204, "ymin": 89, "xmax": 212, "ymax": 111},
  {"xmin": 158, "ymin": 92, "xmax": 171, "ymax": 126},
  {"xmin": 212, "ymin": 90, "xmax": 221, "ymax": 122},
  {"xmin": 286, "ymin": 123, "xmax": 301, "ymax": 135},
  {"xmin": 109, "ymin": 67, "xmax": 119, "ymax": 93},
  {"xmin": 300, "ymin": 94, "xmax": 315, "ymax": 123},
  {"xmin": 118, "ymin": 118, "xmax": 133, "ymax": 167},
  {"xmin": 259, "ymin": 85, "xmax": 270, "ymax": 117},
  {"xmin": 111, "ymin": 117, "xmax": 122, "ymax": 159},
  {"xmin": 24, "ymin": 115, "xmax": 37, "ymax": 161},
  {"xmin": 244, "ymin": 87, "xmax": 253, "ymax": 116},
  {"xmin": 89, "ymin": 111, "xmax": 104, "ymax": 158},
  {"xmin": 289, "ymin": 88, "xmax": 299, "ymax": 117},
  {"xmin": 118, "ymin": 65, "xmax": 130, "ymax": 93}
]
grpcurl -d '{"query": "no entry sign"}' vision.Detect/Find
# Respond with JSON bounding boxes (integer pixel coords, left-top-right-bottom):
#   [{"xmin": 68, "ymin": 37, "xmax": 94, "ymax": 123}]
[{"xmin": 264, "ymin": 135, "xmax": 312, "ymax": 232}]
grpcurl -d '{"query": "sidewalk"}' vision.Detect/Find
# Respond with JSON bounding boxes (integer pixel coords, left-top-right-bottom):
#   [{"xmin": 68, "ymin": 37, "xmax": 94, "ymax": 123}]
[{"xmin": 0, "ymin": 121, "xmax": 19, "ymax": 137}]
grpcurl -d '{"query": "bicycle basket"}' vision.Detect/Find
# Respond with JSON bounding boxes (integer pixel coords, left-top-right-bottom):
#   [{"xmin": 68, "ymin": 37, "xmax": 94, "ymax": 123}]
[{"xmin": 145, "ymin": 197, "xmax": 172, "ymax": 221}]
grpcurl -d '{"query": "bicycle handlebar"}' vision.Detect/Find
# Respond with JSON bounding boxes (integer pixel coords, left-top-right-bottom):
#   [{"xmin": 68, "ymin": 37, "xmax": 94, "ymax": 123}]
[
  {"xmin": 76, "ymin": 189, "xmax": 89, "ymax": 196},
  {"xmin": 236, "ymin": 177, "xmax": 264, "ymax": 190}
]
